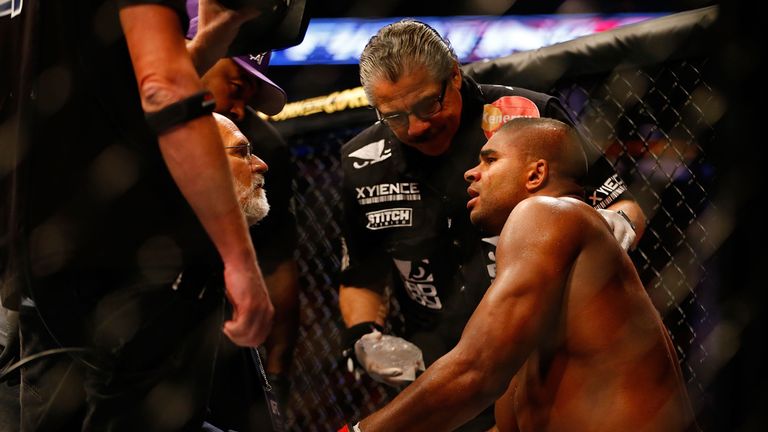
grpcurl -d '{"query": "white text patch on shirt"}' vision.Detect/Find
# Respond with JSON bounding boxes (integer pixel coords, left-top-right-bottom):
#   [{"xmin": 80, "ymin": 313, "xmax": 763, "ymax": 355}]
[
  {"xmin": 356, "ymin": 182, "xmax": 421, "ymax": 205},
  {"xmin": 365, "ymin": 208, "xmax": 413, "ymax": 230}
]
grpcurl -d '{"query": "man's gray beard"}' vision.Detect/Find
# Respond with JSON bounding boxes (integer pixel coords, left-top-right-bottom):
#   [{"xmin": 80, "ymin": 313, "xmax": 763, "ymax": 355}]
[{"xmin": 236, "ymin": 178, "xmax": 270, "ymax": 225}]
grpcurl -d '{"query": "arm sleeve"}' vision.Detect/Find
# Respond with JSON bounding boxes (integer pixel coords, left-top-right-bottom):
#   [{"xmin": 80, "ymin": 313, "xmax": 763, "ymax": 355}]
[{"xmin": 543, "ymin": 98, "xmax": 634, "ymax": 209}]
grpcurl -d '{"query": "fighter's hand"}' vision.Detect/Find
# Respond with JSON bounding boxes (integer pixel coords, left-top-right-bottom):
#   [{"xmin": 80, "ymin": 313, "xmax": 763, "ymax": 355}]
[
  {"xmin": 222, "ymin": 260, "xmax": 274, "ymax": 347},
  {"xmin": 354, "ymin": 330, "xmax": 425, "ymax": 388},
  {"xmin": 597, "ymin": 208, "xmax": 636, "ymax": 251}
]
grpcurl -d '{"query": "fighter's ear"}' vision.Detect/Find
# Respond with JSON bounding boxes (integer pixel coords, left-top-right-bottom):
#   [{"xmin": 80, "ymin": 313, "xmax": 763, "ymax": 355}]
[{"xmin": 525, "ymin": 159, "xmax": 547, "ymax": 191}]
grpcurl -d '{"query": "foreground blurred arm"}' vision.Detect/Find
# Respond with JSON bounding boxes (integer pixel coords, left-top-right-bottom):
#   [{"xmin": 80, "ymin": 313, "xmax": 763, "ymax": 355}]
[{"xmin": 119, "ymin": 4, "xmax": 273, "ymax": 347}]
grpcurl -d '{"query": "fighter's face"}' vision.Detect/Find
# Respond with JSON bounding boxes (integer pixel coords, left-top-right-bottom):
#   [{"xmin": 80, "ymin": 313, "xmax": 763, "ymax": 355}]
[
  {"xmin": 202, "ymin": 58, "xmax": 259, "ymax": 122},
  {"xmin": 370, "ymin": 66, "xmax": 462, "ymax": 156},
  {"xmin": 464, "ymin": 133, "xmax": 527, "ymax": 234}
]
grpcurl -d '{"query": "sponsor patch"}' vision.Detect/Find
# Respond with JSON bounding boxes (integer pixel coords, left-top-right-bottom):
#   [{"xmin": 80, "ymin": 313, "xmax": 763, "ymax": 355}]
[
  {"xmin": 587, "ymin": 174, "xmax": 627, "ymax": 209},
  {"xmin": 393, "ymin": 258, "xmax": 442, "ymax": 310},
  {"xmin": 349, "ymin": 139, "xmax": 392, "ymax": 169},
  {"xmin": 356, "ymin": 182, "xmax": 421, "ymax": 205},
  {"xmin": 365, "ymin": 208, "xmax": 412, "ymax": 230},
  {"xmin": 481, "ymin": 96, "xmax": 541, "ymax": 138}
]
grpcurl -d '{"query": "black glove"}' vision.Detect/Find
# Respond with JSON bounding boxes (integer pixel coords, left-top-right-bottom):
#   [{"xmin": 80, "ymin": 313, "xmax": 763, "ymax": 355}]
[{"xmin": 341, "ymin": 321, "xmax": 384, "ymax": 374}]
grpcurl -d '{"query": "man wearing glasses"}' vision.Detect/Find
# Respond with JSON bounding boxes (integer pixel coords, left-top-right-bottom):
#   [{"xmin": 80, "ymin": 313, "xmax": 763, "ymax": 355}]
[
  {"xmin": 215, "ymin": 113, "xmax": 271, "ymax": 226},
  {"xmin": 185, "ymin": 2, "xmax": 300, "ymax": 430},
  {"xmin": 338, "ymin": 19, "xmax": 646, "ymax": 431}
]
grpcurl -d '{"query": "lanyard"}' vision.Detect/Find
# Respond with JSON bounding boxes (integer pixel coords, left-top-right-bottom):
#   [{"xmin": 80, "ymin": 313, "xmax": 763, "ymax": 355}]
[{"xmin": 250, "ymin": 347, "xmax": 285, "ymax": 432}]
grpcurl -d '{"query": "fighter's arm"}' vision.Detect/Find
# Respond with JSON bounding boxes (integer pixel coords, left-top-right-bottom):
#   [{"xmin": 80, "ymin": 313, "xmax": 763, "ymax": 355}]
[
  {"xmin": 358, "ymin": 197, "xmax": 581, "ymax": 431},
  {"xmin": 120, "ymin": 4, "xmax": 272, "ymax": 346}
]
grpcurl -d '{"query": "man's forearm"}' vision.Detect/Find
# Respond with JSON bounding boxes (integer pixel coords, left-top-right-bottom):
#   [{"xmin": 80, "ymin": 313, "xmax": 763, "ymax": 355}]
[
  {"xmin": 339, "ymin": 285, "xmax": 388, "ymax": 327},
  {"xmin": 263, "ymin": 259, "xmax": 300, "ymax": 374},
  {"xmin": 121, "ymin": 4, "xmax": 273, "ymax": 348},
  {"xmin": 121, "ymin": 5, "xmax": 253, "ymax": 264}
]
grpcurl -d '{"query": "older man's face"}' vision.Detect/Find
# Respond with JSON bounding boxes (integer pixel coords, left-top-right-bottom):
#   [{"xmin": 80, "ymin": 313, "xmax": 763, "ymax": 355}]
[
  {"xmin": 213, "ymin": 113, "xmax": 270, "ymax": 225},
  {"xmin": 370, "ymin": 65, "xmax": 462, "ymax": 156}
]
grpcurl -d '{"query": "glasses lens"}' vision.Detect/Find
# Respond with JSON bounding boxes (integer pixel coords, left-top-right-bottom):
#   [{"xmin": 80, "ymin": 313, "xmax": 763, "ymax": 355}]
[
  {"xmin": 225, "ymin": 144, "xmax": 250, "ymax": 160},
  {"xmin": 414, "ymin": 99, "xmax": 442, "ymax": 119},
  {"xmin": 415, "ymin": 79, "xmax": 447, "ymax": 119},
  {"xmin": 378, "ymin": 80, "xmax": 447, "ymax": 128},
  {"xmin": 384, "ymin": 114, "xmax": 408, "ymax": 129}
]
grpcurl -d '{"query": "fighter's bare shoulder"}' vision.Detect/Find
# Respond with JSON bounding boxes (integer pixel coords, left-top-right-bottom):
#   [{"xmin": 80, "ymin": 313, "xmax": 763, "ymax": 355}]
[{"xmin": 507, "ymin": 196, "xmax": 594, "ymax": 227}]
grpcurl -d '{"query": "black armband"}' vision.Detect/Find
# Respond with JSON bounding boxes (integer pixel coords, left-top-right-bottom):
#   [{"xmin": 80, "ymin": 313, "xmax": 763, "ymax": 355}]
[{"xmin": 144, "ymin": 90, "xmax": 216, "ymax": 135}]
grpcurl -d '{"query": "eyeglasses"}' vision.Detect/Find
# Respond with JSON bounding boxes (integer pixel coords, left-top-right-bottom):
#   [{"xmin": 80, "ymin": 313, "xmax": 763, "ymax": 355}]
[
  {"xmin": 376, "ymin": 79, "xmax": 448, "ymax": 129},
  {"xmin": 224, "ymin": 143, "xmax": 254, "ymax": 161}
]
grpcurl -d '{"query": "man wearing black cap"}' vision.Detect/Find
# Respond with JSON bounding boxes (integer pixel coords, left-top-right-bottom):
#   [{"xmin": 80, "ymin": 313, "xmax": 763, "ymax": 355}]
[{"xmin": 186, "ymin": 2, "xmax": 300, "ymax": 429}]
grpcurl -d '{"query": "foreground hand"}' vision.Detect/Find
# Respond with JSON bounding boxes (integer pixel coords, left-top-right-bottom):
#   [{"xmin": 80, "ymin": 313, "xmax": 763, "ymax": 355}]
[
  {"xmin": 188, "ymin": 0, "xmax": 265, "ymax": 72},
  {"xmin": 597, "ymin": 209, "xmax": 636, "ymax": 251},
  {"xmin": 222, "ymin": 260, "xmax": 274, "ymax": 347},
  {"xmin": 354, "ymin": 330, "xmax": 425, "ymax": 388}
]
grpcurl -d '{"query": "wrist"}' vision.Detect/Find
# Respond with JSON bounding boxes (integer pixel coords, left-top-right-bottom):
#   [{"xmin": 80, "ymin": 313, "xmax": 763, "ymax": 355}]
[
  {"xmin": 144, "ymin": 90, "xmax": 215, "ymax": 135},
  {"xmin": 342, "ymin": 322, "xmax": 384, "ymax": 351},
  {"xmin": 341, "ymin": 322, "xmax": 384, "ymax": 374},
  {"xmin": 616, "ymin": 209, "xmax": 636, "ymax": 232}
]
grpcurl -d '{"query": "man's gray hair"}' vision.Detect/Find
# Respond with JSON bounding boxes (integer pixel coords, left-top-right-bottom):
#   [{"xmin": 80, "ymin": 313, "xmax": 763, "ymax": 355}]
[{"xmin": 359, "ymin": 20, "xmax": 459, "ymax": 105}]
